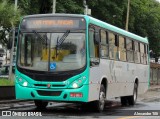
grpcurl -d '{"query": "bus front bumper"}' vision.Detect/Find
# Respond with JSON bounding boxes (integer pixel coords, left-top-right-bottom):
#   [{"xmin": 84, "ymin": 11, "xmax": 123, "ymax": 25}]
[{"xmin": 15, "ymin": 84, "xmax": 88, "ymax": 102}]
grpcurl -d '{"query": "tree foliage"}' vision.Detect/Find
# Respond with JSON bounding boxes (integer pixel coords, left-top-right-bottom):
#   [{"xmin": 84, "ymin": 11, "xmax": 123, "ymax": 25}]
[
  {"xmin": 0, "ymin": 0, "xmax": 160, "ymax": 56},
  {"xmin": 129, "ymin": 0, "xmax": 160, "ymax": 56},
  {"xmin": 0, "ymin": 0, "xmax": 21, "ymax": 46}
]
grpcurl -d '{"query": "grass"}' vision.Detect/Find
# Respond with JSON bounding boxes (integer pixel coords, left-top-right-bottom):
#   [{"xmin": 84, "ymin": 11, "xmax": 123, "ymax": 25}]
[{"xmin": 0, "ymin": 78, "xmax": 15, "ymax": 86}]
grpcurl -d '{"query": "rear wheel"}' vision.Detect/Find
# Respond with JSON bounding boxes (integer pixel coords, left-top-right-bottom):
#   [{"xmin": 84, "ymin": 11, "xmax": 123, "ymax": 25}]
[
  {"xmin": 34, "ymin": 100, "xmax": 48, "ymax": 109},
  {"xmin": 128, "ymin": 83, "xmax": 138, "ymax": 105},
  {"xmin": 120, "ymin": 96, "xmax": 128, "ymax": 106},
  {"xmin": 120, "ymin": 83, "xmax": 138, "ymax": 106}
]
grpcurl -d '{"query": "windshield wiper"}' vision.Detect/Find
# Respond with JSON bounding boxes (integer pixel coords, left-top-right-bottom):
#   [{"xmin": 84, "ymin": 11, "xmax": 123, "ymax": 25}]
[
  {"xmin": 57, "ymin": 30, "xmax": 70, "ymax": 46},
  {"xmin": 55, "ymin": 30, "xmax": 70, "ymax": 57},
  {"xmin": 32, "ymin": 30, "xmax": 48, "ymax": 47}
]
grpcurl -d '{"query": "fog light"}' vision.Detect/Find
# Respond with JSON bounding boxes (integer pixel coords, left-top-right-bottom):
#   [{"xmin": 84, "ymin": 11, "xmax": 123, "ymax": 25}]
[
  {"xmin": 23, "ymin": 82, "xmax": 28, "ymax": 87},
  {"xmin": 72, "ymin": 83, "xmax": 78, "ymax": 88}
]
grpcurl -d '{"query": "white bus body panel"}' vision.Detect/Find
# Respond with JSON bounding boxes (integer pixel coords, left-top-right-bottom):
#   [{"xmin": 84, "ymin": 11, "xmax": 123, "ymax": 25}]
[{"xmin": 88, "ymin": 59, "xmax": 149, "ymax": 102}]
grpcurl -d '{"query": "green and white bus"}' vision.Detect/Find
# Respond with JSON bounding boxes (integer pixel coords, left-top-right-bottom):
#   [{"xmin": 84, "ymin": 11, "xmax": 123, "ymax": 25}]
[{"xmin": 15, "ymin": 14, "xmax": 149, "ymax": 112}]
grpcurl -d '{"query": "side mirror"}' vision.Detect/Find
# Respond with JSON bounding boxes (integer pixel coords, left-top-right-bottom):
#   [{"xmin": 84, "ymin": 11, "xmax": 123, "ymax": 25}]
[{"xmin": 90, "ymin": 57, "xmax": 99, "ymax": 66}]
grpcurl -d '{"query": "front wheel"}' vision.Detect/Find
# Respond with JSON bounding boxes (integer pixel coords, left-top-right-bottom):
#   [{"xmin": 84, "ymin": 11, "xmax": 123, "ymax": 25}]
[
  {"xmin": 34, "ymin": 100, "xmax": 48, "ymax": 109},
  {"xmin": 92, "ymin": 84, "xmax": 106, "ymax": 112}
]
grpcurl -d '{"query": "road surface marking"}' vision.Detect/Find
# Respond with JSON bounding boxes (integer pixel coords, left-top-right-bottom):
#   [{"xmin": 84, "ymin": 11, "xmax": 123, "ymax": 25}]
[{"xmin": 118, "ymin": 116, "xmax": 142, "ymax": 119}]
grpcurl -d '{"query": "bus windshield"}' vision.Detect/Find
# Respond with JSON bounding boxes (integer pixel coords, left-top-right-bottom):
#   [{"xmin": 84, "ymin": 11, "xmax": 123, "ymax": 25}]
[{"xmin": 17, "ymin": 31, "xmax": 86, "ymax": 72}]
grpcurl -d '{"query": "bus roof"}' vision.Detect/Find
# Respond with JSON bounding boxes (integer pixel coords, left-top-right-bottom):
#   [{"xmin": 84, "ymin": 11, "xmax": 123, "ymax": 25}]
[
  {"xmin": 22, "ymin": 14, "xmax": 148, "ymax": 44},
  {"xmin": 84, "ymin": 15, "xmax": 148, "ymax": 44},
  {"xmin": 22, "ymin": 13, "xmax": 85, "ymax": 19}
]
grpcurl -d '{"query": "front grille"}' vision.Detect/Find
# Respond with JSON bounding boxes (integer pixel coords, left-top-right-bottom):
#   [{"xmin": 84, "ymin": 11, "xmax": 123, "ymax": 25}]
[
  {"xmin": 34, "ymin": 84, "xmax": 65, "ymax": 87},
  {"xmin": 52, "ymin": 84, "xmax": 65, "ymax": 87},
  {"xmin": 34, "ymin": 84, "xmax": 47, "ymax": 87},
  {"xmin": 37, "ymin": 90, "xmax": 62, "ymax": 96}
]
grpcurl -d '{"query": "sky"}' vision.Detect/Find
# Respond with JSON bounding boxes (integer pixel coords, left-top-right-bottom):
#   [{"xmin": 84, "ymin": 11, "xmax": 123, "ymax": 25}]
[{"xmin": 156, "ymin": 0, "xmax": 160, "ymax": 2}]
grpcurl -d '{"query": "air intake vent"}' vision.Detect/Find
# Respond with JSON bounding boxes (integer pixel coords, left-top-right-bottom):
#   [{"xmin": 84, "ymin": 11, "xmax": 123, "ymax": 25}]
[{"xmin": 37, "ymin": 90, "xmax": 62, "ymax": 96}]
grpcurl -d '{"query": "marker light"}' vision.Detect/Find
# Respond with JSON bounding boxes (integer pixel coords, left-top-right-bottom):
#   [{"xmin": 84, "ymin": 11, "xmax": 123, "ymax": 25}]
[
  {"xmin": 72, "ymin": 83, "xmax": 78, "ymax": 88},
  {"xmin": 18, "ymin": 78, "xmax": 22, "ymax": 82},
  {"xmin": 23, "ymin": 82, "xmax": 28, "ymax": 87}
]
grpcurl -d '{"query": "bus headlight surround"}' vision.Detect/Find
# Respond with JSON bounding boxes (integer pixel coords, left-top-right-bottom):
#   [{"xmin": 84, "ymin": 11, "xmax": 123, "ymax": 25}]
[
  {"xmin": 16, "ymin": 76, "xmax": 30, "ymax": 87},
  {"xmin": 69, "ymin": 76, "xmax": 87, "ymax": 89}
]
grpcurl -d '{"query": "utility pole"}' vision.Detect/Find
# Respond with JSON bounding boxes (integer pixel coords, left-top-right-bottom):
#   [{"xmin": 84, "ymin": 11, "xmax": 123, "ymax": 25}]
[
  {"xmin": 83, "ymin": 0, "xmax": 91, "ymax": 15},
  {"xmin": 52, "ymin": 0, "xmax": 56, "ymax": 13},
  {"xmin": 83, "ymin": 0, "xmax": 87, "ymax": 15},
  {"xmin": 15, "ymin": 0, "xmax": 18, "ymax": 10},
  {"xmin": 9, "ymin": 0, "xmax": 18, "ymax": 79},
  {"xmin": 125, "ymin": 0, "xmax": 130, "ymax": 31}
]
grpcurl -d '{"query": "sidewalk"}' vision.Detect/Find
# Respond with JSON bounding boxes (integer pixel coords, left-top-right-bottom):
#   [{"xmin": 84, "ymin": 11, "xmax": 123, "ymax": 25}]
[
  {"xmin": 148, "ymin": 84, "xmax": 160, "ymax": 91},
  {"xmin": 138, "ymin": 84, "xmax": 160, "ymax": 102}
]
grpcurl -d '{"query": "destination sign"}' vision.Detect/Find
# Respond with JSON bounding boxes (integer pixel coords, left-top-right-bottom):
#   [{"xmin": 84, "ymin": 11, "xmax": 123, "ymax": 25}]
[{"xmin": 21, "ymin": 17, "xmax": 85, "ymax": 30}]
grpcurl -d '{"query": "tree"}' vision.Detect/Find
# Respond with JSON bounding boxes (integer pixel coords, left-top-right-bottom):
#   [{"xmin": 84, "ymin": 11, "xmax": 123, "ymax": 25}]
[
  {"xmin": 7, "ymin": 0, "xmax": 160, "ymax": 56},
  {"xmin": 129, "ymin": 0, "xmax": 160, "ymax": 56},
  {"xmin": 18, "ymin": 0, "xmax": 83, "ymax": 14},
  {"xmin": 0, "ymin": 0, "xmax": 21, "ymax": 47}
]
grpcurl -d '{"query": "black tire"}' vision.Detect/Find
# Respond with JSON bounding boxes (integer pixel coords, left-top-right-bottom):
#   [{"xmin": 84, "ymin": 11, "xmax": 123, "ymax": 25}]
[
  {"xmin": 128, "ymin": 83, "xmax": 138, "ymax": 105},
  {"xmin": 120, "ymin": 96, "xmax": 128, "ymax": 106},
  {"xmin": 91, "ymin": 84, "xmax": 106, "ymax": 112},
  {"xmin": 34, "ymin": 100, "xmax": 48, "ymax": 109}
]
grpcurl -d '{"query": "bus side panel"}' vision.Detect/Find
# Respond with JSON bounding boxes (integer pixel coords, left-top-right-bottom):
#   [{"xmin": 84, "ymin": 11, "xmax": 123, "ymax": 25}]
[
  {"xmin": 135, "ymin": 64, "xmax": 149, "ymax": 95},
  {"xmin": 88, "ymin": 59, "xmax": 149, "ymax": 102}
]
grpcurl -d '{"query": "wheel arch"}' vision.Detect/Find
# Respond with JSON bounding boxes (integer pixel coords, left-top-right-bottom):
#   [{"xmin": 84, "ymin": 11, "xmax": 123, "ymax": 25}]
[
  {"xmin": 135, "ymin": 78, "xmax": 139, "ymax": 86},
  {"xmin": 100, "ymin": 77, "xmax": 108, "ymax": 96}
]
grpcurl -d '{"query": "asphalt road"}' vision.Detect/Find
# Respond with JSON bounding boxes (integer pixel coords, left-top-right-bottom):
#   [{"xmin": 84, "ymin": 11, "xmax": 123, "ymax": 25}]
[
  {"xmin": 0, "ymin": 99, "xmax": 160, "ymax": 119},
  {"xmin": 1, "ymin": 88, "xmax": 160, "ymax": 119}
]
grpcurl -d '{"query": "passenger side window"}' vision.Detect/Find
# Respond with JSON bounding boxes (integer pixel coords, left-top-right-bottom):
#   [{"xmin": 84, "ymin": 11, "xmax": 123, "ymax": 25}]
[
  {"xmin": 126, "ymin": 38, "xmax": 134, "ymax": 62},
  {"xmin": 140, "ymin": 43, "xmax": 144, "ymax": 64},
  {"xmin": 145, "ymin": 45, "xmax": 148, "ymax": 64},
  {"xmin": 143, "ymin": 45, "xmax": 147, "ymax": 64},
  {"xmin": 134, "ymin": 41, "xmax": 140, "ymax": 63},
  {"xmin": 119, "ymin": 36, "xmax": 126, "ymax": 61},
  {"xmin": 109, "ymin": 32, "xmax": 118, "ymax": 60},
  {"xmin": 100, "ymin": 30, "xmax": 109, "ymax": 58}
]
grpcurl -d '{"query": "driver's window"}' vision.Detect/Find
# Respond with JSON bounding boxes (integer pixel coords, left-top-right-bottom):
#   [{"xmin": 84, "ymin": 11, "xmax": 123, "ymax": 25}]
[{"xmin": 89, "ymin": 26, "xmax": 99, "ymax": 66}]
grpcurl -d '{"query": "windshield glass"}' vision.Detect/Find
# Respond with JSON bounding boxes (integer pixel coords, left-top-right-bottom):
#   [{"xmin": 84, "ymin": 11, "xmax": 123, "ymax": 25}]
[{"xmin": 17, "ymin": 31, "xmax": 86, "ymax": 72}]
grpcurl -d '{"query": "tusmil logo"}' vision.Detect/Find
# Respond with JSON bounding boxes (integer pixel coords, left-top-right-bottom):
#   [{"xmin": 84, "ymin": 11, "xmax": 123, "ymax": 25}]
[{"xmin": 47, "ymin": 84, "xmax": 51, "ymax": 88}]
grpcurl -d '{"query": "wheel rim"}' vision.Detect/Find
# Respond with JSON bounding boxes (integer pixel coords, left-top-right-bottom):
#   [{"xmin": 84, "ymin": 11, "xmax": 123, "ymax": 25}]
[
  {"xmin": 99, "ymin": 91, "xmax": 105, "ymax": 110},
  {"xmin": 133, "ymin": 88, "xmax": 137, "ymax": 102}
]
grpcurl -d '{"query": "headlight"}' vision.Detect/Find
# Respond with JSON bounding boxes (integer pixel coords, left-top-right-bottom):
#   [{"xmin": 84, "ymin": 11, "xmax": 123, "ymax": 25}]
[
  {"xmin": 72, "ymin": 83, "xmax": 78, "ymax": 88},
  {"xmin": 69, "ymin": 76, "xmax": 87, "ymax": 89},
  {"xmin": 23, "ymin": 82, "xmax": 28, "ymax": 87}
]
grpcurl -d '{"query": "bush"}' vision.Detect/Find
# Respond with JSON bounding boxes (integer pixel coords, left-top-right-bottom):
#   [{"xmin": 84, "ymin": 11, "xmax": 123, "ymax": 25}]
[{"xmin": 0, "ymin": 78, "xmax": 14, "ymax": 86}]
